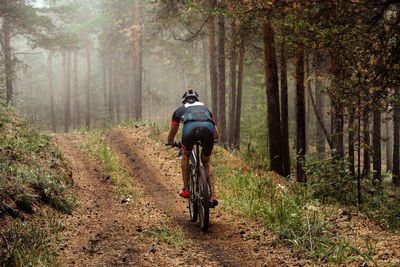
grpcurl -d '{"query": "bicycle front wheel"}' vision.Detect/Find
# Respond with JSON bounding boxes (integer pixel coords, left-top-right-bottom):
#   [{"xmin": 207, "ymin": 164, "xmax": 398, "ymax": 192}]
[{"xmin": 198, "ymin": 166, "xmax": 209, "ymax": 232}]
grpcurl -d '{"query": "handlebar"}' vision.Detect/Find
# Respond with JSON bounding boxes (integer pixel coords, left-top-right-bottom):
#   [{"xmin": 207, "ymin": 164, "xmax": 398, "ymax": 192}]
[{"xmin": 165, "ymin": 142, "xmax": 182, "ymax": 148}]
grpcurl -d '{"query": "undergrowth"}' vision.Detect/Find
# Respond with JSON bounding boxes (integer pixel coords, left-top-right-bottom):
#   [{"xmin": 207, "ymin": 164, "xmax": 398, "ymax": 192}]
[
  {"xmin": 0, "ymin": 106, "xmax": 74, "ymax": 266},
  {"xmin": 82, "ymin": 129, "xmax": 135, "ymax": 198}
]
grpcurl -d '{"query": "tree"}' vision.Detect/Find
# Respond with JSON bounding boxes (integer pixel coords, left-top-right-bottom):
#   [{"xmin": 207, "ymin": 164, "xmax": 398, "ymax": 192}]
[
  {"xmin": 208, "ymin": 0, "xmax": 218, "ymax": 117},
  {"xmin": 217, "ymin": 7, "xmax": 226, "ymax": 145},
  {"xmin": 228, "ymin": 19, "xmax": 237, "ymax": 148},
  {"xmin": 133, "ymin": 0, "xmax": 143, "ymax": 121},
  {"xmin": 262, "ymin": 21, "xmax": 284, "ymax": 176}
]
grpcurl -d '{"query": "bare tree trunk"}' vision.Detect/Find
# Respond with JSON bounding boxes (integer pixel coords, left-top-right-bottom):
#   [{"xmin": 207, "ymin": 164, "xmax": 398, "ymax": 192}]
[
  {"xmin": 385, "ymin": 113, "xmax": 392, "ymax": 173},
  {"xmin": 85, "ymin": 34, "xmax": 91, "ymax": 128},
  {"xmin": 133, "ymin": 0, "xmax": 142, "ymax": 121},
  {"xmin": 314, "ymin": 51, "xmax": 326, "ymax": 153},
  {"xmin": 262, "ymin": 22, "xmax": 284, "ymax": 176},
  {"xmin": 3, "ymin": 15, "xmax": 13, "ymax": 105},
  {"xmin": 217, "ymin": 10, "xmax": 227, "ymax": 145},
  {"xmin": 295, "ymin": 45, "xmax": 306, "ymax": 182},
  {"xmin": 208, "ymin": 0, "xmax": 218, "ymax": 117},
  {"xmin": 202, "ymin": 38, "xmax": 209, "ymax": 106},
  {"xmin": 228, "ymin": 19, "xmax": 237, "ymax": 149},
  {"xmin": 73, "ymin": 50, "xmax": 81, "ymax": 128},
  {"xmin": 280, "ymin": 27, "xmax": 290, "ymax": 176},
  {"xmin": 363, "ymin": 112, "xmax": 371, "ymax": 177},
  {"xmin": 114, "ymin": 51, "xmax": 121, "ymax": 124},
  {"xmin": 393, "ymin": 89, "xmax": 400, "ymax": 185},
  {"xmin": 108, "ymin": 56, "xmax": 114, "ymax": 122},
  {"xmin": 48, "ymin": 51, "xmax": 56, "ymax": 132},
  {"xmin": 124, "ymin": 51, "xmax": 131, "ymax": 120},
  {"xmin": 65, "ymin": 52, "xmax": 71, "ymax": 132},
  {"xmin": 349, "ymin": 112, "xmax": 356, "ymax": 177},
  {"xmin": 373, "ymin": 110, "xmax": 381, "ymax": 184},
  {"xmin": 234, "ymin": 40, "xmax": 245, "ymax": 150},
  {"xmin": 102, "ymin": 54, "xmax": 107, "ymax": 106},
  {"xmin": 62, "ymin": 52, "xmax": 68, "ymax": 133},
  {"xmin": 305, "ymin": 52, "xmax": 312, "ymax": 150}
]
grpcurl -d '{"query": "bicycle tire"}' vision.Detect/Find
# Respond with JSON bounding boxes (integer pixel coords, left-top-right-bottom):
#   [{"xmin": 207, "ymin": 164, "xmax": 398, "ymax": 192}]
[
  {"xmin": 198, "ymin": 166, "xmax": 209, "ymax": 232},
  {"xmin": 188, "ymin": 156, "xmax": 198, "ymax": 222}
]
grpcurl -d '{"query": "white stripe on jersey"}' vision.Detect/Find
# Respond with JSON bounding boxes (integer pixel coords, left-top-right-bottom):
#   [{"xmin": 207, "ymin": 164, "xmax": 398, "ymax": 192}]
[{"xmin": 184, "ymin": 102, "xmax": 204, "ymax": 108}]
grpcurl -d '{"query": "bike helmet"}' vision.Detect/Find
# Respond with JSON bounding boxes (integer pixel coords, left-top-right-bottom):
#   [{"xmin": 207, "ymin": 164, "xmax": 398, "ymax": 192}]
[{"xmin": 182, "ymin": 89, "xmax": 200, "ymax": 104}]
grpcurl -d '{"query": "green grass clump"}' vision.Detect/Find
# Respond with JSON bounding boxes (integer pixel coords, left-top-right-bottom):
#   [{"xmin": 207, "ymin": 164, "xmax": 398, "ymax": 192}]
[
  {"xmin": 146, "ymin": 223, "xmax": 189, "ymax": 248},
  {"xmin": 1, "ymin": 219, "xmax": 59, "ymax": 266},
  {"xmin": 82, "ymin": 130, "xmax": 135, "ymax": 197}
]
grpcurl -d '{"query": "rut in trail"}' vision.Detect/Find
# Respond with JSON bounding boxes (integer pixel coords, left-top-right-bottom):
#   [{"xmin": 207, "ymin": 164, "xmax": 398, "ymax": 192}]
[{"xmin": 105, "ymin": 128, "xmax": 297, "ymax": 267}]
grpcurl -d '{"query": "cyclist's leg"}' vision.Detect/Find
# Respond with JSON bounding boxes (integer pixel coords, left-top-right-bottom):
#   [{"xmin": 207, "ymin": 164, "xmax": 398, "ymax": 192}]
[
  {"xmin": 201, "ymin": 153, "xmax": 215, "ymax": 196},
  {"xmin": 181, "ymin": 123, "xmax": 196, "ymax": 193},
  {"xmin": 181, "ymin": 149, "xmax": 191, "ymax": 190},
  {"xmin": 199, "ymin": 123, "xmax": 215, "ymax": 196}
]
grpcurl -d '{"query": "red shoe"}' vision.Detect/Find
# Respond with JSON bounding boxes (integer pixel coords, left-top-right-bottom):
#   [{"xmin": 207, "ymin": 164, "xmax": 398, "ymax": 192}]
[
  {"xmin": 211, "ymin": 194, "xmax": 218, "ymax": 207},
  {"xmin": 179, "ymin": 189, "xmax": 189, "ymax": 198}
]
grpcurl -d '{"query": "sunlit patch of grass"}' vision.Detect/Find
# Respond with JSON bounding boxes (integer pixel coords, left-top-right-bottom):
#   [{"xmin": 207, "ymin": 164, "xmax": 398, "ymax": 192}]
[
  {"xmin": 146, "ymin": 223, "xmax": 190, "ymax": 248},
  {"xmin": 82, "ymin": 130, "xmax": 135, "ymax": 198}
]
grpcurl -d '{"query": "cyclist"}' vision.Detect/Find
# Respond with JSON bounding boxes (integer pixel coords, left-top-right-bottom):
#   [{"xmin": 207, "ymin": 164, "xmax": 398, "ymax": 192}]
[{"xmin": 167, "ymin": 89, "xmax": 220, "ymax": 205}]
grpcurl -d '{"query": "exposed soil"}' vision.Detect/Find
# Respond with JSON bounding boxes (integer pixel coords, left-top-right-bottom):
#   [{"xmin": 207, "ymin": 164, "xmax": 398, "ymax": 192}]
[
  {"xmin": 55, "ymin": 126, "xmax": 400, "ymax": 266},
  {"xmin": 55, "ymin": 127, "xmax": 297, "ymax": 267}
]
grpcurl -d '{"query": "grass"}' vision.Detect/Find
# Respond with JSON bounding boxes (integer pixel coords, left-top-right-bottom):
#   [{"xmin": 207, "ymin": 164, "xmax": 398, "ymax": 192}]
[
  {"xmin": 81, "ymin": 129, "xmax": 135, "ymax": 198},
  {"xmin": 0, "ymin": 106, "xmax": 74, "ymax": 266},
  {"xmin": 146, "ymin": 222, "xmax": 190, "ymax": 248}
]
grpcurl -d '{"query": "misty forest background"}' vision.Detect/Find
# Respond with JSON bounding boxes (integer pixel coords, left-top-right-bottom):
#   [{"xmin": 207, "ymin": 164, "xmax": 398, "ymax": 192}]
[{"xmin": 1, "ymin": 0, "xmax": 400, "ymax": 206}]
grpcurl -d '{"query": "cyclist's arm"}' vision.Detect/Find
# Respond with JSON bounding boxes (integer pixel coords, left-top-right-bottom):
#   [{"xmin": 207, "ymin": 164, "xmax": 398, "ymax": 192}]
[
  {"xmin": 214, "ymin": 125, "xmax": 220, "ymax": 139},
  {"xmin": 168, "ymin": 124, "xmax": 179, "ymax": 144}
]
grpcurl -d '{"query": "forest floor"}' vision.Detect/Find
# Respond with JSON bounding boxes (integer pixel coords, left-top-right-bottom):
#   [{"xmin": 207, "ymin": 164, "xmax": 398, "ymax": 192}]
[
  {"xmin": 55, "ymin": 126, "xmax": 297, "ymax": 267},
  {"xmin": 55, "ymin": 126, "xmax": 400, "ymax": 266}
]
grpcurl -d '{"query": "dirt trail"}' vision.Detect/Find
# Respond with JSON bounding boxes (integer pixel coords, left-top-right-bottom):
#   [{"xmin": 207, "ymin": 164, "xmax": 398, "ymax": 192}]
[{"xmin": 56, "ymin": 128, "xmax": 297, "ymax": 266}]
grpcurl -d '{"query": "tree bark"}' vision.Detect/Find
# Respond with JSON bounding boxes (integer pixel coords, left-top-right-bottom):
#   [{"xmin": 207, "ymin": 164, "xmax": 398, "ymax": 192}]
[
  {"xmin": 73, "ymin": 50, "xmax": 81, "ymax": 128},
  {"xmin": 393, "ymin": 89, "xmax": 400, "ymax": 185},
  {"xmin": 279, "ymin": 27, "xmax": 290, "ymax": 176},
  {"xmin": 349, "ymin": 112, "xmax": 356, "ymax": 177},
  {"xmin": 208, "ymin": 0, "xmax": 218, "ymax": 117},
  {"xmin": 133, "ymin": 0, "xmax": 142, "ymax": 121},
  {"xmin": 85, "ymin": 34, "xmax": 91, "ymax": 128},
  {"xmin": 385, "ymin": 113, "xmax": 392, "ymax": 173},
  {"xmin": 108, "ymin": 56, "xmax": 114, "ymax": 122},
  {"xmin": 228, "ymin": 20, "xmax": 237, "ymax": 148},
  {"xmin": 3, "ymin": 14, "xmax": 13, "ymax": 105},
  {"xmin": 202, "ymin": 38, "xmax": 209, "ymax": 106},
  {"xmin": 314, "ymin": 51, "xmax": 326, "ymax": 153},
  {"xmin": 64, "ymin": 52, "xmax": 71, "ymax": 133},
  {"xmin": 363, "ymin": 112, "xmax": 371, "ymax": 177},
  {"xmin": 124, "ymin": 50, "xmax": 131, "ymax": 120},
  {"xmin": 114, "ymin": 51, "xmax": 121, "ymax": 124},
  {"xmin": 373, "ymin": 110, "xmax": 381, "ymax": 183},
  {"xmin": 48, "ymin": 51, "xmax": 56, "ymax": 132},
  {"xmin": 262, "ymin": 22, "xmax": 284, "ymax": 176},
  {"xmin": 295, "ymin": 45, "xmax": 306, "ymax": 182},
  {"xmin": 217, "ymin": 10, "xmax": 227, "ymax": 145},
  {"xmin": 234, "ymin": 40, "xmax": 245, "ymax": 150}
]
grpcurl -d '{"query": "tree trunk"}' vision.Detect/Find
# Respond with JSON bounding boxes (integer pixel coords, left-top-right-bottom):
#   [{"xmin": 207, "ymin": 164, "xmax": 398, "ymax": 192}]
[
  {"xmin": 73, "ymin": 50, "xmax": 81, "ymax": 128},
  {"xmin": 124, "ymin": 51, "xmax": 131, "ymax": 120},
  {"xmin": 373, "ymin": 110, "xmax": 381, "ymax": 184},
  {"xmin": 363, "ymin": 112, "xmax": 370, "ymax": 177},
  {"xmin": 349, "ymin": 112, "xmax": 355, "ymax": 177},
  {"xmin": 228, "ymin": 20, "xmax": 237, "ymax": 148},
  {"xmin": 85, "ymin": 34, "xmax": 91, "ymax": 128},
  {"xmin": 295, "ymin": 45, "xmax": 306, "ymax": 182},
  {"xmin": 202, "ymin": 38, "xmax": 209, "ymax": 106},
  {"xmin": 114, "ymin": 51, "xmax": 121, "ymax": 124},
  {"xmin": 305, "ymin": 52, "xmax": 312, "ymax": 150},
  {"xmin": 262, "ymin": 22, "xmax": 284, "ymax": 176},
  {"xmin": 279, "ymin": 27, "xmax": 290, "ymax": 176},
  {"xmin": 314, "ymin": 51, "xmax": 326, "ymax": 153},
  {"xmin": 3, "ymin": 15, "xmax": 13, "ymax": 105},
  {"xmin": 385, "ymin": 113, "xmax": 392, "ymax": 173},
  {"xmin": 133, "ymin": 0, "xmax": 142, "ymax": 121},
  {"xmin": 208, "ymin": 0, "xmax": 218, "ymax": 117},
  {"xmin": 217, "ymin": 10, "xmax": 227, "ymax": 145},
  {"xmin": 64, "ymin": 52, "xmax": 71, "ymax": 133},
  {"xmin": 108, "ymin": 56, "xmax": 114, "ymax": 122},
  {"xmin": 62, "ymin": 52, "xmax": 67, "ymax": 133},
  {"xmin": 393, "ymin": 89, "xmax": 400, "ymax": 185},
  {"xmin": 234, "ymin": 39, "xmax": 245, "ymax": 150},
  {"xmin": 48, "ymin": 51, "xmax": 56, "ymax": 132},
  {"xmin": 102, "ymin": 54, "xmax": 107, "ymax": 106}
]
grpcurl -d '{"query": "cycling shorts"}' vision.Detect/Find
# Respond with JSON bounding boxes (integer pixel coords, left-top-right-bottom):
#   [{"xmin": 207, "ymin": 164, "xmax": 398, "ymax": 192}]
[{"xmin": 182, "ymin": 121, "xmax": 214, "ymax": 157}]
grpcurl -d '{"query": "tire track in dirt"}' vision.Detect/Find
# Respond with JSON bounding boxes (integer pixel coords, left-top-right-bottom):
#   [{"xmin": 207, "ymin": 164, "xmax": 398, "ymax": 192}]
[{"xmin": 106, "ymin": 128, "xmax": 296, "ymax": 267}]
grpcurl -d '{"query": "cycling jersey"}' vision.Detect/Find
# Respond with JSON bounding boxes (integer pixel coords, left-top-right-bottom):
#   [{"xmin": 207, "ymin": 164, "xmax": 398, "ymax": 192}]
[{"xmin": 171, "ymin": 102, "xmax": 215, "ymax": 126}]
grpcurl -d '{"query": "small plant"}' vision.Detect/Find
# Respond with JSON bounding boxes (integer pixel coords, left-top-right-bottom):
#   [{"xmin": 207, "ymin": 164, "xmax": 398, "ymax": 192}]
[{"xmin": 146, "ymin": 223, "xmax": 189, "ymax": 248}]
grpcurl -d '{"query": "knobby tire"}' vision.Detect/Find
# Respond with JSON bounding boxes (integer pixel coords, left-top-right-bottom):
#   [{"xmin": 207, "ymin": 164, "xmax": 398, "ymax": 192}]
[
  {"xmin": 198, "ymin": 166, "xmax": 209, "ymax": 232},
  {"xmin": 188, "ymin": 156, "xmax": 198, "ymax": 222}
]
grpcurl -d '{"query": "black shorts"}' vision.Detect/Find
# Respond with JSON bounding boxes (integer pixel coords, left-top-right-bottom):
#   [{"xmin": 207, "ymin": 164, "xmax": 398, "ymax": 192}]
[{"xmin": 182, "ymin": 121, "xmax": 214, "ymax": 156}]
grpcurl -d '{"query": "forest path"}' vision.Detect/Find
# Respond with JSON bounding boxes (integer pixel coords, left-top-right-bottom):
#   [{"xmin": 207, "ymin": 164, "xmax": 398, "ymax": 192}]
[{"xmin": 56, "ymin": 127, "xmax": 297, "ymax": 267}]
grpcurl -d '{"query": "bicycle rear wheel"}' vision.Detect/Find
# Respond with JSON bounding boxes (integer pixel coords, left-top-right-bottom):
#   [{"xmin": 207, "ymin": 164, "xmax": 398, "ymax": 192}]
[
  {"xmin": 188, "ymin": 157, "xmax": 198, "ymax": 222},
  {"xmin": 198, "ymin": 166, "xmax": 209, "ymax": 232}
]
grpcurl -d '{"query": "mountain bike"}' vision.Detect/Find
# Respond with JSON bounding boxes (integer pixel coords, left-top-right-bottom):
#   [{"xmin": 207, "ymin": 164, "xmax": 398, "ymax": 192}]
[{"xmin": 167, "ymin": 141, "xmax": 213, "ymax": 232}]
